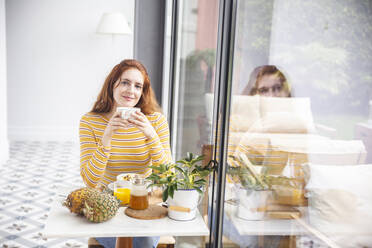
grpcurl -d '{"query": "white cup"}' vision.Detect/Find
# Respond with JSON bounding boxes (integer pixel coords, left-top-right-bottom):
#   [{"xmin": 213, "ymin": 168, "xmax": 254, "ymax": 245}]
[{"xmin": 117, "ymin": 107, "xmax": 140, "ymax": 119}]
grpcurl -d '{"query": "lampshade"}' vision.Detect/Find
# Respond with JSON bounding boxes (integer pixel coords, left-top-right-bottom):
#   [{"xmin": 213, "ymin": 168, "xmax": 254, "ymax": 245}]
[{"xmin": 97, "ymin": 12, "xmax": 132, "ymax": 35}]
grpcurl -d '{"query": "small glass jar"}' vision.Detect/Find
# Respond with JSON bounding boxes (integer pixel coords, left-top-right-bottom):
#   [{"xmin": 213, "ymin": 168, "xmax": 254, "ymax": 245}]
[
  {"xmin": 129, "ymin": 175, "xmax": 149, "ymax": 210},
  {"xmin": 114, "ymin": 180, "xmax": 131, "ymax": 206}
]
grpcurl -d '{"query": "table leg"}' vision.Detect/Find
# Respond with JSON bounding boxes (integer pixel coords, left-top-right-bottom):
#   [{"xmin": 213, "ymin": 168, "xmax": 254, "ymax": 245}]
[
  {"xmin": 278, "ymin": 236, "xmax": 296, "ymax": 248},
  {"xmin": 289, "ymin": 236, "xmax": 297, "ymax": 248},
  {"xmin": 116, "ymin": 237, "xmax": 133, "ymax": 248},
  {"xmin": 258, "ymin": 236, "xmax": 264, "ymax": 248}
]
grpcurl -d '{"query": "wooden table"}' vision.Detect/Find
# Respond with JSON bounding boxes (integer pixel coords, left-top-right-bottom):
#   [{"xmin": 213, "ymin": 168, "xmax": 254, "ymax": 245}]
[
  {"xmin": 224, "ymin": 204, "xmax": 306, "ymax": 236},
  {"xmin": 224, "ymin": 204, "xmax": 340, "ymax": 248},
  {"xmin": 43, "ymin": 187, "xmax": 209, "ymax": 238}
]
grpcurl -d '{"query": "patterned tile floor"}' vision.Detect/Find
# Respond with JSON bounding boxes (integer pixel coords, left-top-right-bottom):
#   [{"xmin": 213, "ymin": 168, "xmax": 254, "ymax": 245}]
[{"xmin": 0, "ymin": 141, "xmax": 88, "ymax": 248}]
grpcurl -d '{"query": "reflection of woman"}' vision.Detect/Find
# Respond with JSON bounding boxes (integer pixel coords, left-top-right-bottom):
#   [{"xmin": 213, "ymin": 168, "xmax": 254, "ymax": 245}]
[
  {"xmin": 242, "ymin": 65, "xmax": 291, "ymax": 97},
  {"xmin": 79, "ymin": 59, "xmax": 172, "ymax": 248},
  {"xmin": 229, "ymin": 65, "xmax": 292, "ymax": 161},
  {"xmin": 225, "ymin": 65, "xmax": 293, "ymax": 248}
]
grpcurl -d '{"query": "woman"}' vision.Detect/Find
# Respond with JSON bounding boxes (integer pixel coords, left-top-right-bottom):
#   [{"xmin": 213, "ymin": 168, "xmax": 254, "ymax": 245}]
[
  {"xmin": 242, "ymin": 65, "xmax": 291, "ymax": 97},
  {"xmin": 79, "ymin": 59, "xmax": 172, "ymax": 248}
]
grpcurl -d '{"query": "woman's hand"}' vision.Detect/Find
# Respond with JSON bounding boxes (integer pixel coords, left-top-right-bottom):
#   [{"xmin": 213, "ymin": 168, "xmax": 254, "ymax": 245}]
[
  {"xmin": 102, "ymin": 111, "xmax": 130, "ymax": 146},
  {"xmin": 128, "ymin": 111, "xmax": 157, "ymax": 140}
]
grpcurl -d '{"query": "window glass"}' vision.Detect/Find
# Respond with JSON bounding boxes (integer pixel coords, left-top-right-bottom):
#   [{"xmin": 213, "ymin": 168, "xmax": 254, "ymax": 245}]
[
  {"xmin": 168, "ymin": 0, "xmax": 219, "ymax": 247},
  {"xmin": 224, "ymin": 0, "xmax": 372, "ymax": 247},
  {"xmin": 171, "ymin": 0, "xmax": 219, "ymax": 160}
]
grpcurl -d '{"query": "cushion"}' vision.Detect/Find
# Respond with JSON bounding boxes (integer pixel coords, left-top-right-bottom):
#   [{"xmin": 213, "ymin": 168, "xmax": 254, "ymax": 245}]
[
  {"xmin": 250, "ymin": 111, "xmax": 315, "ymax": 133},
  {"xmin": 205, "ymin": 94, "xmax": 260, "ymax": 132},
  {"xmin": 207, "ymin": 95, "xmax": 317, "ymax": 134},
  {"xmin": 306, "ymin": 164, "xmax": 372, "ymax": 247},
  {"xmin": 269, "ymin": 139, "xmax": 366, "ymax": 165},
  {"xmin": 257, "ymin": 97, "xmax": 317, "ymax": 133},
  {"xmin": 230, "ymin": 95, "xmax": 260, "ymax": 132}
]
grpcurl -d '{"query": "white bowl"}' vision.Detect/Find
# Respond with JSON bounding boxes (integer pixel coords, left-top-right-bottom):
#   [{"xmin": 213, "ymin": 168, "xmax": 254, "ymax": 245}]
[{"xmin": 116, "ymin": 173, "xmax": 136, "ymax": 182}]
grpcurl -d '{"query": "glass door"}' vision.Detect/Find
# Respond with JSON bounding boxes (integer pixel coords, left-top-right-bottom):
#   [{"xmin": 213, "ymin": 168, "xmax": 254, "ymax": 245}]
[
  {"xmin": 166, "ymin": 0, "xmax": 372, "ymax": 247},
  {"xmin": 166, "ymin": 0, "xmax": 220, "ymax": 160},
  {"xmin": 164, "ymin": 0, "xmax": 220, "ymax": 247},
  {"xmin": 212, "ymin": 0, "xmax": 372, "ymax": 247}
]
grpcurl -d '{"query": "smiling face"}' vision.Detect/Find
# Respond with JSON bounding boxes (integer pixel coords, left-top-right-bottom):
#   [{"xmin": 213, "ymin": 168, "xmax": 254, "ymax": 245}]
[{"xmin": 113, "ymin": 68, "xmax": 144, "ymax": 108}]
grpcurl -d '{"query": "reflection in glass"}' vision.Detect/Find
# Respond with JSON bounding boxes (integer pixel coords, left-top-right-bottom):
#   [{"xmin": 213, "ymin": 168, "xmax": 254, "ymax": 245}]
[
  {"xmin": 169, "ymin": 0, "xmax": 372, "ymax": 246},
  {"xmin": 223, "ymin": 0, "xmax": 372, "ymax": 247}
]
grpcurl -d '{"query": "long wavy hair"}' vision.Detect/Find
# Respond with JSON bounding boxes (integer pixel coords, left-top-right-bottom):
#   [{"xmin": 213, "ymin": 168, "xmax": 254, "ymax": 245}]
[
  {"xmin": 91, "ymin": 59, "xmax": 161, "ymax": 115},
  {"xmin": 242, "ymin": 65, "xmax": 291, "ymax": 97}
]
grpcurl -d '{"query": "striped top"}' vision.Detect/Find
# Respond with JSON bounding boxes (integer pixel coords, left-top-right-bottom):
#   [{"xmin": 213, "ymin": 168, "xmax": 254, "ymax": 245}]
[{"xmin": 79, "ymin": 111, "xmax": 172, "ymax": 188}]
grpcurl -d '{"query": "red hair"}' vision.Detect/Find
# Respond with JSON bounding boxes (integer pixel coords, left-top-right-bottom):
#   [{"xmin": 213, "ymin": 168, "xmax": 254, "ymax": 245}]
[{"xmin": 91, "ymin": 59, "xmax": 161, "ymax": 115}]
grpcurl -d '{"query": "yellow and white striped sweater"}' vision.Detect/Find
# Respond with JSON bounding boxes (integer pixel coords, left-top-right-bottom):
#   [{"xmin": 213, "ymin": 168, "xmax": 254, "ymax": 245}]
[{"xmin": 79, "ymin": 111, "xmax": 172, "ymax": 188}]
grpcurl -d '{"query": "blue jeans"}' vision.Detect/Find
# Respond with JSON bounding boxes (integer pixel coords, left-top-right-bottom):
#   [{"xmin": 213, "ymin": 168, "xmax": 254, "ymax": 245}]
[{"xmin": 95, "ymin": 236, "xmax": 160, "ymax": 248}]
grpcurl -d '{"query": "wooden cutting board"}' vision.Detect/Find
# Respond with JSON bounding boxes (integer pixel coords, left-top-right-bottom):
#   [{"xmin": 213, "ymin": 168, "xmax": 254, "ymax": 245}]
[
  {"xmin": 266, "ymin": 210, "xmax": 301, "ymax": 219},
  {"xmin": 265, "ymin": 204, "xmax": 302, "ymax": 219},
  {"xmin": 124, "ymin": 205, "xmax": 168, "ymax": 220}
]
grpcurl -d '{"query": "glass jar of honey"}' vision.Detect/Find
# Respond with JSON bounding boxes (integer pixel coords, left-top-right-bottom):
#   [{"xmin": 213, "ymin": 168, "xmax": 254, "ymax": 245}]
[{"xmin": 129, "ymin": 175, "xmax": 149, "ymax": 210}]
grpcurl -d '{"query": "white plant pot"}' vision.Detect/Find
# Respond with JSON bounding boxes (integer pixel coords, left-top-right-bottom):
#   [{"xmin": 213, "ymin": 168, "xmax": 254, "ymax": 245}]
[
  {"xmin": 166, "ymin": 189, "xmax": 200, "ymax": 221},
  {"xmin": 237, "ymin": 188, "xmax": 271, "ymax": 220}
]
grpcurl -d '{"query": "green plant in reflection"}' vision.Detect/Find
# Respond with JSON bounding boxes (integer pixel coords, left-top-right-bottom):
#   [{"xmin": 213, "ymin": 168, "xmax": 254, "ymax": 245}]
[{"xmin": 228, "ymin": 153, "xmax": 299, "ymax": 191}]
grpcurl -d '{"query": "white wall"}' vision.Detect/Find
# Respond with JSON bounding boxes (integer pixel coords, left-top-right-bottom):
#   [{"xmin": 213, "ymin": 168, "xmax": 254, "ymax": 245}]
[
  {"xmin": 0, "ymin": 0, "xmax": 9, "ymax": 165},
  {"xmin": 6, "ymin": 0, "xmax": 134, "ymax": 141}
]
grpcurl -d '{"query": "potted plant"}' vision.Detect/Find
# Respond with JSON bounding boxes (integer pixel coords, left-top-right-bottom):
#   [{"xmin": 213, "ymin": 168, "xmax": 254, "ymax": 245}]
[
  {"xmin": 228, "ymin": 153, "xmax": 299, "ymax": 220},
  {"xmin": 147, "ymin": 152, "xmax": 214, "ymax": 221}
]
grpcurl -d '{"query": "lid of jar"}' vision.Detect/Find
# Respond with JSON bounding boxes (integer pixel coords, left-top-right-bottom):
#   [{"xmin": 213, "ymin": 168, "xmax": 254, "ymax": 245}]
[{"xmin": 132, "ymin": 174, "xmax": 146, "ymax": 185}]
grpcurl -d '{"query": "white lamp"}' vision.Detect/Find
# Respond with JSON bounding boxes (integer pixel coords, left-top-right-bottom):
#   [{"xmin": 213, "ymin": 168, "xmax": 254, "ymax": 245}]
[
  {"xmin": 97, "ymin": 12, "xmax": 132, "ymax": 61},
  {"xmin": 97, "ymin": 12, "xmax": 132, "ymax": 35}
]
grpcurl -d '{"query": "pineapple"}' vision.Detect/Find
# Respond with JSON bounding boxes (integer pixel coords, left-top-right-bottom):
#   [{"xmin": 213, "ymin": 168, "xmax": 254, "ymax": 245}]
[
  {"xmin": 63, "ymin": 187, "xmax": 98, "ymax": 215},
  {"xmin": 82, "ymin": 191, "xmax": 120, "ymax": 222}
]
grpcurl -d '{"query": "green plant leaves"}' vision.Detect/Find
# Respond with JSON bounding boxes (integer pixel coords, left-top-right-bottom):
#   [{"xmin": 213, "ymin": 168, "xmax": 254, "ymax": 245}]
[
  {"xmin": 168, "ymin": 185, "xmax": 175, "ymax": 199},
  {"xmin": 228, "ymin": 153, "xmax": 302, "ymax": 191},
  {"xmin": 162, "ymin": 188, "xmax": 168, "ymax": 202},
  {"xmin": 193, "ymin": 187, "xmax": 203, "ymax": 194},
  {"xmin": 146, "ymin": 152, "xmax": 212, "ymax": 202}
]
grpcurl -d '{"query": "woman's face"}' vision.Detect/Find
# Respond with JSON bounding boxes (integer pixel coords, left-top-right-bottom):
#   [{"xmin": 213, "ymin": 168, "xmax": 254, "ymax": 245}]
[
  {"xmin": 113, "ymin": 68, "xmax": 144, "ymax": 108},
  {"xmin": 256, "ymin": 74, "xmax": 287, "ymax": 97}
]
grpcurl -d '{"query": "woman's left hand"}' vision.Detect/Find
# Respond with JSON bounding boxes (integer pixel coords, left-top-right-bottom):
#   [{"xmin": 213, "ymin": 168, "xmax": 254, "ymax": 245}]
[{"xmin": 128, "ymin": 111, "xmax": 157, "ymax": 140}]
